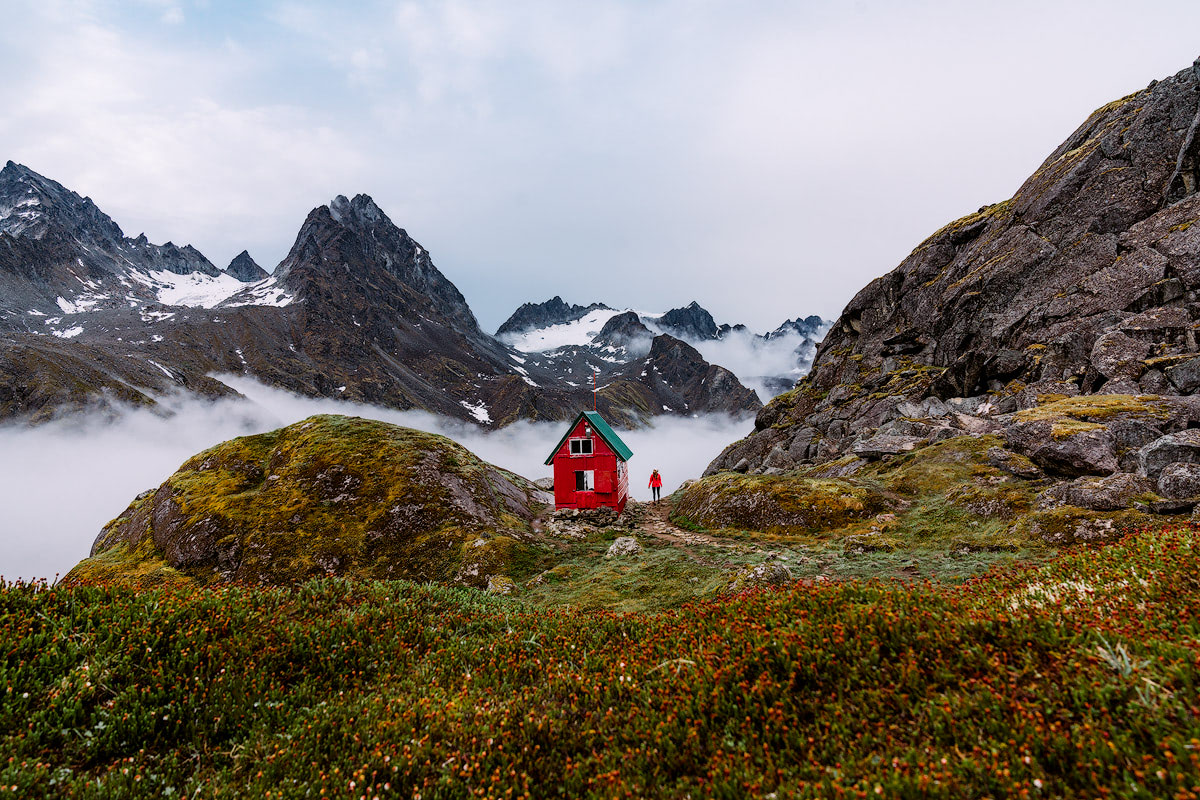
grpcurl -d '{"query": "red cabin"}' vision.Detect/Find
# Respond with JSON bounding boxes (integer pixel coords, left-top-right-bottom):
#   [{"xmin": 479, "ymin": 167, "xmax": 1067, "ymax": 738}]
[{"xmin": 544, "ymin": 410, "xmax": 633, "ymax": 513}]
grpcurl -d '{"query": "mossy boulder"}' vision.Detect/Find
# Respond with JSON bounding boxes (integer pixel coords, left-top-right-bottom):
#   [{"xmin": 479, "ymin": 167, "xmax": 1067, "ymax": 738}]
[
  {"xmin": 1009, "ymin": 507, "xmax": 1154, "ymax": 546},
  {"xmin": 1036, "ymin": 473, "xmax": 1157, "ymax": 511},
  {"xmin": 65, "ymin": 414, "xmax": 548, "ymax": 587},
  {"xmin": 672, "ymin": 473, "xmax": 890, "ymax": 535},
  {"xmin": 722, "ymin": 562, "xmax": 794, "ymax": 594}
]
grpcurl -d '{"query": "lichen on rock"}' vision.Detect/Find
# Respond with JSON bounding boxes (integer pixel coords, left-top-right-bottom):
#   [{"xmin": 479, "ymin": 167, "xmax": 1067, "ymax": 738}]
[{"xmin": 66, "ymin": 414, "xmax": 546, "ymax": 587}]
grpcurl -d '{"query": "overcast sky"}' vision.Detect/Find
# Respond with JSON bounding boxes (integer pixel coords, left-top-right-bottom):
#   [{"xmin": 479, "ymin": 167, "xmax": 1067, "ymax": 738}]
[{"xmin": 2, "ymin": 1, "xmax": 1199, "ymax": 333}]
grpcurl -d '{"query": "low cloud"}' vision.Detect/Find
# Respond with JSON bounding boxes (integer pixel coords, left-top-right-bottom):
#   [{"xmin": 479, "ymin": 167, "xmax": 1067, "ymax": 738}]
[
  {"xmin": 0, "ymin": 377, "xmax": 751, "ymax": 581},
  {"xmin": 688, "ymin": 327, "xmax": 818, "ymax": 401}
]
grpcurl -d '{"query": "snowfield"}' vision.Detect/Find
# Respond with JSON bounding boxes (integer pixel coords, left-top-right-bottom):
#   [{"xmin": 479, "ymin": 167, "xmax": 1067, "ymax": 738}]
[{"xmin": 501, "ymin": 308, "xmax": 625, "ymax": 352}]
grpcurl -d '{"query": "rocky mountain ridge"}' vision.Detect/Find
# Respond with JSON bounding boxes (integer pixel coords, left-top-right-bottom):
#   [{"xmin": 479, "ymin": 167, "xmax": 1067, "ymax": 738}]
[
  {"xmin": 704, "ymin": 56, "xmax": 1200, "ymax": 533},
  {"xmin": 497, "ymin": 298, "xmax": 830, "ymax": 401},
  {"xmin": 0, "ymin": 164, "xmax": 761, "ymax": 426}
]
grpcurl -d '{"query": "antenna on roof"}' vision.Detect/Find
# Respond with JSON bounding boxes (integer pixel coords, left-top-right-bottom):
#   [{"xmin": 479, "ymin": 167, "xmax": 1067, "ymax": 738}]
[{"xmin": 590, "ymin": 368, "xmax": 600, "ymax": 411}]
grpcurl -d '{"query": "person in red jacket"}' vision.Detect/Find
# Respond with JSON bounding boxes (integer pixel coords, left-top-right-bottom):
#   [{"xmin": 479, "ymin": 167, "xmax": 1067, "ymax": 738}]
[{"xmin": 649, "ymin": 469, "xmax": 663, "ymax": 502}]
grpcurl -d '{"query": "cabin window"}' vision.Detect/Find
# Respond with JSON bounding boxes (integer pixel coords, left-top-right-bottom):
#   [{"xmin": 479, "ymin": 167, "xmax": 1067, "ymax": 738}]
[
  {"xmin": 569, "ymin": 437, "xmax": 594, "ymax": 456},
  {"xmin": 575, "ymin": 470, "xmax": 594, "ymax": 491}
]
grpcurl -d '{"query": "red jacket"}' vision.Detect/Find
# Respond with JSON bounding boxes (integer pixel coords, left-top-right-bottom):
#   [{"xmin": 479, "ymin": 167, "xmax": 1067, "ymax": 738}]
[{"xmin": 649, "ymin": 472, "xmax": 662, "ymax": 488}]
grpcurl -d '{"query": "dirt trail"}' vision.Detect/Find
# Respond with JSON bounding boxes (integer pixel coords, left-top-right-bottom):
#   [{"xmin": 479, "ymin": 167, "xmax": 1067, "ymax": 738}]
[{"xmin": 634, "ymin": 501, "xmax": 750, "ymax": 552}]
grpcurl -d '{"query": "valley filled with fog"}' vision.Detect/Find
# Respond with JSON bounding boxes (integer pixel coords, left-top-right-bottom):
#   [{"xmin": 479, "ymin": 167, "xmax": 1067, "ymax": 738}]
[{"xmin": 0, "ymin": 377, "xmax": 755, "ymax": 581}]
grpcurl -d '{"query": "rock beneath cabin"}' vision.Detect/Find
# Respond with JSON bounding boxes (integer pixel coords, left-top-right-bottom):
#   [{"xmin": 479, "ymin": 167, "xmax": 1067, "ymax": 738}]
[
  {"xmin": 605, "ymin": 536, "xmax": 642, "ymax": 559},
  {"xmin": 1037, "ymin": 473, "xmax": 1154, "ymax": 511},
  {"xmin": 1156, "ymin": 461, "xmax": 1200, "ymax": 500},
  {"xmin": 1138, "ymin": 430, "xmax": 1200, "ymax": 480},
  {"xmin": 534, "ymin": 477, "xmax": 554, "ymax": 490}
]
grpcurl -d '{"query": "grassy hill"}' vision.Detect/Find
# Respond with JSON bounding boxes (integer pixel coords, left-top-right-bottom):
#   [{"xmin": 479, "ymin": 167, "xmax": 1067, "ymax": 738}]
[{"xmin": 4, "ymin": 524, "xmax": 1199, "ymax": 798}]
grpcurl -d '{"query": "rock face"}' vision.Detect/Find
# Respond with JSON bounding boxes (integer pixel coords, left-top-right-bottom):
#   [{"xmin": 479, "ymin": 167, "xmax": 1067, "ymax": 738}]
[
  {"xmin": 611, "ymin": 334, "xmax": 762, "ymax": 417},
  {"xmin": 656, "ymin": 301, "xmax": 720, "ymax": 341},
  {"xmin": 66, "ymin": 415, "xmax": 548, "ymax": 587},
  {"xmin": 0, "ymin": 160, "xmax": 235, "ymax": 319},
  {"xmin": 709, "ymin": 58, "xmax": 1200, "ymax": 480},
  {"xmin": 225, "ymin": 250, "xmax": 268, "ymax": 282},
  {"xmin": 594, "ymin": 311, "xmax": 654, "ymax": 354}
]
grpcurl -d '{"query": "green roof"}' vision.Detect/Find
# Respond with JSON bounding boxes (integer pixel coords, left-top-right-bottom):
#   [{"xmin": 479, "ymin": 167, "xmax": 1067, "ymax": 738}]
[{"xmin": 544, "ymin": 410, "xmax": 634, "ymax": 465}]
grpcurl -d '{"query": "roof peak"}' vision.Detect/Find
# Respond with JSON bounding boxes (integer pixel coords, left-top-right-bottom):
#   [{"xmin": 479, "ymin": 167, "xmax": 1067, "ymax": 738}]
[{"xmin": 545, "ymin": 409, "xmax": 633, "ymax": 464}]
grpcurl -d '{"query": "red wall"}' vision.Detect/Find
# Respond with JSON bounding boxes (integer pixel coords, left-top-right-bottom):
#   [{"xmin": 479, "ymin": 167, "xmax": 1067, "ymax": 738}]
[{"xmin": 550, "ymin": 417, "xmax": 628, "ymax": 513}]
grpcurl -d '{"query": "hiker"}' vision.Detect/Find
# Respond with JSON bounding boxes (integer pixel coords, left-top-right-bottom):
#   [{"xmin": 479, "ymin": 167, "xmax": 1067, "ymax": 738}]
[{"xmin": 649, "ymin": 469, "xmax": 663, "ymax": 502}]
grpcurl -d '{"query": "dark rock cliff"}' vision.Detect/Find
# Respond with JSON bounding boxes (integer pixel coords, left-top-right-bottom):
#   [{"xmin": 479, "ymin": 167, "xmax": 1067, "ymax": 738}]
[
  {"xmin": 226, "ymin": 250, "xmax": 268, "ymax": 282},
  {"xmin": 656, "ymin": 301, "xmax": 720, "ymax": 341},
  {"xmin": 710, "ymin": 58, "xmax": 1200, "ymax": 474}
]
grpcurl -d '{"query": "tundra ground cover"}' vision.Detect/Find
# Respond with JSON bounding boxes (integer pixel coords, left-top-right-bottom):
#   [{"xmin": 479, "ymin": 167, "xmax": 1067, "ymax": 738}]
[{"xmin": 3, "ymin": 526, "xmax": 1200, "ymax": 798}]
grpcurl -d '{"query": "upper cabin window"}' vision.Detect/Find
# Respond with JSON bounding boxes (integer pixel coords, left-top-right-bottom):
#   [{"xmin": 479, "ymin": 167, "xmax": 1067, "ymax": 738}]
[{"xmin": 569, "ymin": 437, "xmax": 594, "ymax": 456}]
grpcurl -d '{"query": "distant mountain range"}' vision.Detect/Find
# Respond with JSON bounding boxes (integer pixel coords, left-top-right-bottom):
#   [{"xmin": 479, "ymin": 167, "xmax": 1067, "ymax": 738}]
[
  {"xmin": 0, "ymin": 161, "xmax": 826, "ymax": 426},
  {"xmin": 496, "ymin": 297, "xmax": 829, "ymax": 400}
]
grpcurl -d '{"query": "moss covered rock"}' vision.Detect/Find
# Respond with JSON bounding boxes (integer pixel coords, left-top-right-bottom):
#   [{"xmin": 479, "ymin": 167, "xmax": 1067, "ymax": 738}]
[
  {"xmin": 1009, "ymin": 507, "xmax": 1154, "ymax": 545},
  {"xmin": 672, "ymin": 473, "xmax": 890, "ymax": 535},
  {"xmin": 65, "ymin": 414, "xmax": 548, "ymax": 587}
]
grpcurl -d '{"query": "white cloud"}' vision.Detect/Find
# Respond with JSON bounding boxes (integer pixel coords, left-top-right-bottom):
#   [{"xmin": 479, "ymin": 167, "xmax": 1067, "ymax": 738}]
[{"xmin": 0, "ymin": 377, "xmax": 751, "ymax": 581}]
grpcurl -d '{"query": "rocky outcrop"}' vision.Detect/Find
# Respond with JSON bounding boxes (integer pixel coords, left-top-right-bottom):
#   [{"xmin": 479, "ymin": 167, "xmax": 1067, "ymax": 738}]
[
  {"xmin": 605, "ymin": 536, "xmax": 642, "ymax": 558},
  {"xmin": 655, "ymin": 301, "xmax": 720, "ymax": 341},
  {"xmin": 672, "ymin": 472, "xmax": 891, "ymax": 534},
  {"xmin": 225, "ymin": 250, "xmax": 268, "ymax": 282},
  {"xmin": 66, "ymin": 415, "xmax": 550, "ymax": 587},
  {"xmin": 495, "ymin": 296, "xmax": 611, "ymax": 337},
  {"xmin": 723, "ymin": 562, "xmax": 793, "ymax": 594},
  {"xmin": 611, "ymin": 334, "xmax": 762, "ymax": 417},
  {"xmin": 708, "ymin": 59, "xmax": 1200, "ymax": 486},
  {"xmin": 594, "ymin": 311, "xmax": 654, "ymax": 355}
]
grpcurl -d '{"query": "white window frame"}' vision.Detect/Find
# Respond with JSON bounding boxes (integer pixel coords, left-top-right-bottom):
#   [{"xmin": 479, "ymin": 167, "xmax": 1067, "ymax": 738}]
[{"xmin": 569, "ymin": 437, "xmax": 594, "ymax": 456}]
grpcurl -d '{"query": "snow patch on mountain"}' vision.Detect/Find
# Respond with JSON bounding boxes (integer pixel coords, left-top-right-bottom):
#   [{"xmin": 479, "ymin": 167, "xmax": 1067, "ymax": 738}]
[
  {"xmin": 142, "ymin": 269, "xmax": 249, "ymax": 308},
  {"xmin": 502, "ymin": 308, "xmax": 625, "ymax": 352},
  {"xmin": 223, "ymin": 276, "xmax": 295, "ymax": 308}
]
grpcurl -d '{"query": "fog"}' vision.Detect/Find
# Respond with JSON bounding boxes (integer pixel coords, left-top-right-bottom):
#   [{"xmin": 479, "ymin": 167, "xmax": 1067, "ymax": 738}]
[
  {"xmin": 689, "ymin": 327, "xmax": 818, "ymax": 401},
  {"xmin": 0, "ymin": 377, "xmax": 752, "ymax": 581}
]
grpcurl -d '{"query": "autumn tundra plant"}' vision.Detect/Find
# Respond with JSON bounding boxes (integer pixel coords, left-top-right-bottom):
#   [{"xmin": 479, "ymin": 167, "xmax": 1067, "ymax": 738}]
[{"xmin": 2, "ymin": 525, "xmax": 1200, "ymax": 798}]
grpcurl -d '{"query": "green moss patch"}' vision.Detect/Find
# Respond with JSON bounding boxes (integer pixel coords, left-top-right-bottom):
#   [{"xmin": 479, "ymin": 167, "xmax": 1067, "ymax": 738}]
[
  {"xmin": 1014, "ymin": 393, "xmax": 1168, "ymax": 424},
  {"xmin": 69, "ymin": 414, "xmax": 545, "ymax": 588},
  {"xmin": 672, "ymin": 473, "xmax": 890, "ymax": 535}
]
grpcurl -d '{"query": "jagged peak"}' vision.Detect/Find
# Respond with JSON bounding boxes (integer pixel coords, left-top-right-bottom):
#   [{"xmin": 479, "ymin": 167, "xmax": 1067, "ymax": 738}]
[
  {"xmin": 226, "ymin": 249, "xmax": 268, "ymax": 282},
  {"xmin": 657, "ymin": 301, "xmax": 719, "ymax": 341},
  {"xmin": 328, "ymin": 193, "xmax": 387, "ymax": 228}
]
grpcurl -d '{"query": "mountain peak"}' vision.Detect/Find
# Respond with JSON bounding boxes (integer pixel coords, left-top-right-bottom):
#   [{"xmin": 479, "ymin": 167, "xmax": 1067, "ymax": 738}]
[
  {"xmin": 226, "ymin": 250, "xmax": 268, "ymax": 282},
  {"xmin": 0, "ymin": 161, "xmax": 124, "ymax": 243},
  {"xmin": 276, "ymin": 193, "xmax": 480, "ymax": 331},
  {"xmin": 329, "ymin": 193, "xmax": 387, "ymax": 228},
  {"xmin": 496, "ymin": 297, "xmax": 613, "ymax": 337},
  {"xmin": 657, "ymin": 301, "xmax": 719, "ymax": 341}
]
